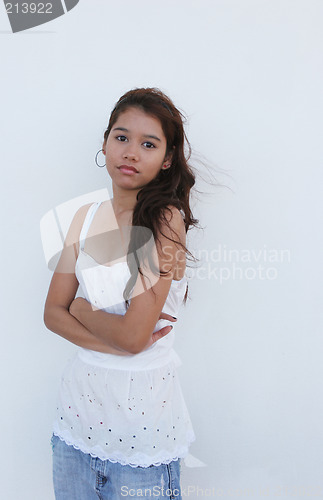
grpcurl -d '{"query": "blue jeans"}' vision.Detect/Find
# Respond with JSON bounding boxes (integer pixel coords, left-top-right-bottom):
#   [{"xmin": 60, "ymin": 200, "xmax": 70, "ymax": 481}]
[{"xmin": 51, "ymin": 434, "xmax": 182, "ymax": 499}]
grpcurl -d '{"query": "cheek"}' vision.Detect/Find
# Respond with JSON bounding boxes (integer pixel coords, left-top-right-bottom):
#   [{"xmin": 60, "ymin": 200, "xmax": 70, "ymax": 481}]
[
  {"xmin": 105, "ymin": 140, "xmax": 115, "ymax": 155},
  {"xmin": 106, "ymin": 146, "xmax": 121, "ymax": 166},
  {"xmin": 105, "ymin": 135, "xmax": 120, "ymax": 151}
]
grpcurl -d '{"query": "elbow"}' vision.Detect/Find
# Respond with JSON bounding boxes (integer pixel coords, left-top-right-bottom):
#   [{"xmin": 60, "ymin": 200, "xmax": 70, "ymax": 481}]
[
  {"xmin": 120, "ymin": 317, "xmax": 152, "ymax": 354},
  {"xmin": 43, "ymin": 306, "xmax": 51, "ymax": 329},
  {"xmin": 43, "ymin": 299, "xmax": 54, "ymax": 330},
  {"xmin": 127, "ymin": 344, "xmax": 144, "ymax": 355},
  {"xmin": 43, "ymin": 304, "xmax": 64, "ymax": 331},
  {"xmin": 120, "ymin": 339, "xmax": 142, "ymax": 355},
  {"xmin": 44, "ymin": 312, "xmax": 55, "ymax": 332},
  {"xmin": 125, "ymin": 330, "xmax": 151, "ymax": 355}
]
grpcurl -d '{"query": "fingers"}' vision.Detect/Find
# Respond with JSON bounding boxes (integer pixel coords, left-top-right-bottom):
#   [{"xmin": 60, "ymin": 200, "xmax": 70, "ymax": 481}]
[
  {"xmin": 158, "ymin": 312, "xmax": 177, "ymax": 322},
  {"xmin": 152, "ymin": 325, "xmax": 173, "ymax": 342},
  {"xmin": 159, "ymin": 325, "xmax": 173, "ymax": 336}
]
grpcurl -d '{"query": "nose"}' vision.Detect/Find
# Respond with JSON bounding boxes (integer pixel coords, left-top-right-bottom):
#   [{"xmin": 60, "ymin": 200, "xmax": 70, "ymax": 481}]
[
  {"xmin": 123, "ymin": 152, "xmax": 138, "ymax": 162},
  {"xmin": 123, "ymin": 145, "xmax": 139, "ymax": 162}
]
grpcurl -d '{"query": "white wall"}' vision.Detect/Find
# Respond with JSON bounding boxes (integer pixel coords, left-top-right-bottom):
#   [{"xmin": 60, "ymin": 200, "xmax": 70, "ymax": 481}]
[{"xmin": 1, "ymin": 1, "xmax": 323, "ymax": 498}]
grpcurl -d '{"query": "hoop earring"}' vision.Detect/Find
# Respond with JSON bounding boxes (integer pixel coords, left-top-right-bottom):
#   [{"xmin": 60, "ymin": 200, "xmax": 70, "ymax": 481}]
[{"xmin": 95, "ymin": 149, "xmax": 106, "ymax": 168}]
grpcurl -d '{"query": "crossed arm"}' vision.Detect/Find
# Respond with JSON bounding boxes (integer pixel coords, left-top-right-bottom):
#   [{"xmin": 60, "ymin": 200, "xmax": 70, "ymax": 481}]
[
  {"xmin": 44, "ymin": 282, "xmax": 176, "ymax": 356},
  {"xmin": 43, "ymin": 204, "xmax": 185, "ymax": 355}
]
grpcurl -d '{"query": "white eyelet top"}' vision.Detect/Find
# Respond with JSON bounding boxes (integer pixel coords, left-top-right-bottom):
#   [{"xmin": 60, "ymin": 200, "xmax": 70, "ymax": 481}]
[{"xmin": 52, "ymin": 201, "xmax": 196, "ymax": 468}]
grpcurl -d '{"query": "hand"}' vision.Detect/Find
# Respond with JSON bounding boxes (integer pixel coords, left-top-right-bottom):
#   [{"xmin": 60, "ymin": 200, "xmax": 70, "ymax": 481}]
[
  {"xmin": 69, "ymin": 297, "xmax": 95, "ymax": 320},
  {"xmin": 69, "ymin": 299, "xmax": 177, "ymax": 352},
  {"xmin": 144, "ymin": 312, "xmax": 177, "ymax": 349}
]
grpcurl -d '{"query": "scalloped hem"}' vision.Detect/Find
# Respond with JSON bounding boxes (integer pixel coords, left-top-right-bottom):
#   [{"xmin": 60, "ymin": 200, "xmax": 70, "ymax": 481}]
[{"xmin": 52, "ymin": 431, "xmax": 196, "ymax": 468}]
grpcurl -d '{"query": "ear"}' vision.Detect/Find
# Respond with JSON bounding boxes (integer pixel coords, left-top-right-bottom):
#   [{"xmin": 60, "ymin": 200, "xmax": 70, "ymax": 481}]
[{"xmin": 164, "ymin": 146, "xmax": 175, "ymax": 166}]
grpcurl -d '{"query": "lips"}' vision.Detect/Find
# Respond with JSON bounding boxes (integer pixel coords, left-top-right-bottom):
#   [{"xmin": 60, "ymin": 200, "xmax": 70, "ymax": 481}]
[{"xmin": 118, "ymin": 165, "xmax": 139, "ymax": 173}]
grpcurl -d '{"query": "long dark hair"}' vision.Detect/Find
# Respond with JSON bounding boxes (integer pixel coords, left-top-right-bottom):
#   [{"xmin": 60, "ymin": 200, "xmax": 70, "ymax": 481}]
[{"xmin": 103, "ymin": 87, "xmax": 201, "ymax": 307}]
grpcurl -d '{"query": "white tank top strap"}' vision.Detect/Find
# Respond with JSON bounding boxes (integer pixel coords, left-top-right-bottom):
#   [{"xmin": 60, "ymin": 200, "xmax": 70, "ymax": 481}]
[{"xmin": 79, "ymin": 201, "xmax": 103, "ymax": 251}]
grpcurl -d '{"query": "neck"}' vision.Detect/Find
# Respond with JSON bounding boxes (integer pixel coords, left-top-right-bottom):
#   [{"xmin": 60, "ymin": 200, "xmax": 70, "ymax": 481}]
[{"xmin": 110, "ymin": 186, "xmax": 139, "ymax": 216}]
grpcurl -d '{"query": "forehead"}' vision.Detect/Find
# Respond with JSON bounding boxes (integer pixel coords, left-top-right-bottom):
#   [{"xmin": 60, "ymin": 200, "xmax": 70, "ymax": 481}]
[{"xmin": 114, "ymin": 107, "xmax": 165, "ymax": 136}]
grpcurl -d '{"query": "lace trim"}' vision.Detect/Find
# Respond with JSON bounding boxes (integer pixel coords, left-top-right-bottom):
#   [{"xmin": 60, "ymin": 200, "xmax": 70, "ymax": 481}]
[{"xmin": 53, "ymin": 430, "xmax": 196, "ymax": 468}]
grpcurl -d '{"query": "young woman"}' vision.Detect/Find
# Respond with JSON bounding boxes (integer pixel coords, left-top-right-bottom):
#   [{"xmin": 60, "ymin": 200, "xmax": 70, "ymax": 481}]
[{"xmin": 44, "ymin": 87, "xmax": 200, "ymax": 499}]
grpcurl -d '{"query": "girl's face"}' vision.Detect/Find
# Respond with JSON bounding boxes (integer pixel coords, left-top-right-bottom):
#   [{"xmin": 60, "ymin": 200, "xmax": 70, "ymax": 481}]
[{"xmin": 103, "ymin": 107, "xmax": 172, "ymax": 194}]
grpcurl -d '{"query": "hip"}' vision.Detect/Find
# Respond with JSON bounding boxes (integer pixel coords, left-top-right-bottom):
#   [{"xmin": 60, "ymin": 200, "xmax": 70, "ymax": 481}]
[
  {"xmin": 77, "ymin": 342, "xmax": 182, "ymax": 371},
  {"xmin": 51, "ymin": 433, "xmax": 183, "ymax": 499}
]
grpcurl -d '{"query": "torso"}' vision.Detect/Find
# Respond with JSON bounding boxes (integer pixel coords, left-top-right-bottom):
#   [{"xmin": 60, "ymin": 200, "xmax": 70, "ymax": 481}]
[{"xmin": 79, "ymin": 200, "xmax": 186, "ymax": 281}]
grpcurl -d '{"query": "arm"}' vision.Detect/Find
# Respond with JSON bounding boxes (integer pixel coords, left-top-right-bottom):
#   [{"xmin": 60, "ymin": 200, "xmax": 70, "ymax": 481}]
[
  {"xmin": 43, "ymin": 204, "xmax": 133, "ymax": 355},
  {"xmin": 68, "ymin": 206, "xmax": 186, "ymax": 354},
  {"xmin": 44, "ymin": 284, "xmax": 131, "ymax": 355},
  {"xmin": 69, "ymin": 299, "xmax": 177, "ymax": 351},
  {"xmin": 44, "ymin": 204, "xmax": 176, "ymax": 354}
]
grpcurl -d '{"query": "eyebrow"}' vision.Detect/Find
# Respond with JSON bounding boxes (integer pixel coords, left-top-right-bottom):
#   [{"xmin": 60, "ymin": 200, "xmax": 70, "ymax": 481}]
[{"xmin": 112, "ymin": 127, "xmax": 161, "ymax": 142}]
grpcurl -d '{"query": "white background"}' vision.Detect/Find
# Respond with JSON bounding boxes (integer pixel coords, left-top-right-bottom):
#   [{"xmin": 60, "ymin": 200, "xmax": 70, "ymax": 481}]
[{"xmin": 1, "ymin": 1, "xmax": 323, "ymax": 498}]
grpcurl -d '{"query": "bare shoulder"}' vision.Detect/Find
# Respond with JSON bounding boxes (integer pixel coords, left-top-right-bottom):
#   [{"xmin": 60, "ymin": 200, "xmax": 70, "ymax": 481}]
[
  {"xmin": 162, "ymin": 204, "xmax": 184, "ymax": 222},
  {"xmin": 123, "ymin": 205, "xmax": 187, "ymax": 351},
  {"xmin": 54, "ymin": 202, "xmax": 93, "ymax": 274},
  {"xmin": 65, "ymin": 203, "xmax": 94, "ymax": 249},
  {"xmin": 70, "ymin": 202, "xmax": 94, "ymax": 229},
  {"xmin": 159, "ymin": 204, "xmax": 186, "ymax": 245},
  {"xmin": 44, "ymin": 202, "xmax": 94, "ymax": 313},
  {"xmin": 156, "ymin": 205, "xmax": 186, "ymax": 277}
]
